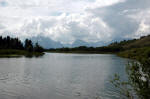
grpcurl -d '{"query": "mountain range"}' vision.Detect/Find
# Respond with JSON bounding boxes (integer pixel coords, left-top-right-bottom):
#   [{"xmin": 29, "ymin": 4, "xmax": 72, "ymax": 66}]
[
  {"xmin": 31, "ymin": 36, "xmax": 63, "ymax": 49},
  {"xmin": 30, "ymin": 36, "xmax": 109, "ymax": 49}
]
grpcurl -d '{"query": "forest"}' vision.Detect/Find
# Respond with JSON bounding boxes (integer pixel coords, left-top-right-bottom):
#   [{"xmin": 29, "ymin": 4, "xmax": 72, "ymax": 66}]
[{"xmin": 0, "ymin": 36, "xmax": 44, "ymax": 57}]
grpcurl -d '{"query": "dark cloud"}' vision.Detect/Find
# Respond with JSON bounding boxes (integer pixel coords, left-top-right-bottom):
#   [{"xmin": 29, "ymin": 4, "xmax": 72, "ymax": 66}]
[{"xmin": 89, "ymin": 0, "xmax": 150, "ymax": 39}]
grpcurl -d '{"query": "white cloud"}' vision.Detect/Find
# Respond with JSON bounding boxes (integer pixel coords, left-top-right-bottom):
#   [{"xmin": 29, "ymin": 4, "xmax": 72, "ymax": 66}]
[
  {"xmin": 127, "ymin": 9, "xmax": 150, "ymax": 38},
  {"xmin": 0, "ymin": 0, "xmax": 150, "ymax": 44}
]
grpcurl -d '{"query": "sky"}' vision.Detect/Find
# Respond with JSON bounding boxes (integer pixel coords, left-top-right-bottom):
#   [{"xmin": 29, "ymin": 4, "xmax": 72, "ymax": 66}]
[{"xmin": 0, "ymin": 0, "xmax": 150, "ymax": 44}]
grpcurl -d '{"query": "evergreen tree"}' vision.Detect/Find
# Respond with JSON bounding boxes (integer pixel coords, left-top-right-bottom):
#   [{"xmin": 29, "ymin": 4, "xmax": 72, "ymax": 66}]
[{"xmin": 24, "ymin": 39, "xmax": 33, "ymax": 52}]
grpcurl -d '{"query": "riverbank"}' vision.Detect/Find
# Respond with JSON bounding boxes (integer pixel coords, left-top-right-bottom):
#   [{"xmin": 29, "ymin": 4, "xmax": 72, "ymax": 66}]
[
  {"xmin": 0, "ymin": 49, "xmax": 44, "ymax": 58},
  {"xmin": 47, "ymin": 47, "xmax": 150, "ymax": 60}
]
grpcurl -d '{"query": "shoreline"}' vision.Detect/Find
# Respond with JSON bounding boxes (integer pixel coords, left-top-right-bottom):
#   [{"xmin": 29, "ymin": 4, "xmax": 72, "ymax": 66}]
[{"xmin": 0, "ymin": 49, "xmax": 44, "ymax": 58}]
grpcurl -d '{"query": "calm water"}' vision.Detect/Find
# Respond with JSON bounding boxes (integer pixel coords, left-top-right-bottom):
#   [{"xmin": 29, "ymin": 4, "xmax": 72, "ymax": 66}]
[{"xmin": 0, "ymin": 53, "xmax": 129, "ymax": 99}]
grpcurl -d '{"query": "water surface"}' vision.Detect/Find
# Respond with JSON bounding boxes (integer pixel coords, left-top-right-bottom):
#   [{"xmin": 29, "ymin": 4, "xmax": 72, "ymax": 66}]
[{"xmin": 0, "ymin": 53, "xmax": 128, "ymax": 99}]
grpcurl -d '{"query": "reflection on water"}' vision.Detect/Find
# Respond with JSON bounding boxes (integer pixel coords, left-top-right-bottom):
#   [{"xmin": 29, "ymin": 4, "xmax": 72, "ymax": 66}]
[{"xmin": 0, "ymin": 53, "xmax": 128, "ymax": 99}]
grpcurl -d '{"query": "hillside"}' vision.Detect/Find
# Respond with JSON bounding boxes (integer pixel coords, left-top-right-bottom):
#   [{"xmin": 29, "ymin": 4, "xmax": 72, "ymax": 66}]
[
  {"xmin": 112, "ymin": 35, "xmax": 150, "ymax": 59},
  {"xmin": 110, "ymin": 35, "xmax": 150, "ymax": 50},
  {"xmin": 124, "ymin": 35, "xmax": 150, "ymax": 49}
]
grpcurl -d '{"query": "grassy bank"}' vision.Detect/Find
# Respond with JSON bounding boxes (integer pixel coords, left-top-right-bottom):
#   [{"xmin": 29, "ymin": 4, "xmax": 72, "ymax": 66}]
[
  {"xmin": 0, "ymin": 49, "xmax": 44, "ymax": 58},
  {"xmin": 117, "ymin": 47, "xmax": 150, "ymax": 59}
]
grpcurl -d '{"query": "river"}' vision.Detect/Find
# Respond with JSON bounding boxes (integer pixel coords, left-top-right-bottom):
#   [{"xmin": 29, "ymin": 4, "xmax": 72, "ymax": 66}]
[{"xmin": 0, "ymin": 53, "xmax": 129, "ymax": 99}]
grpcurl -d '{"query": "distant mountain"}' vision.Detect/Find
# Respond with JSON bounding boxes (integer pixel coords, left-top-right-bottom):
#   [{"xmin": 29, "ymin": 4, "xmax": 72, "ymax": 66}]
[
  {"xmin": 30, "ymin": 36, "xmax": 109, "ymax": 48},
  {"xmin": 63, "ymin": 39, "xmax": 108, "ymax": 48},
  {"xmin": 31, "ymin": 36, "xmax": 63, "ymax": 49},
  {"xmin": 71, "ymin": 40, "xmax": 90, "ymax": 47},
  {"xmin": 88, "ymin": 41, "xmax": 109, "ymax": 47}
]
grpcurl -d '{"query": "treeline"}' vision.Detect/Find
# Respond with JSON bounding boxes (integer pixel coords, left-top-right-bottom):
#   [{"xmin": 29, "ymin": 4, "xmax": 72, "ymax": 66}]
[
  {"xmin": 48, "ymin": 45, "xmax": 123, "ymax": 53},
  {"xmin": 0, "ymin": 36, "xmax": 44, "ymax": 53}
]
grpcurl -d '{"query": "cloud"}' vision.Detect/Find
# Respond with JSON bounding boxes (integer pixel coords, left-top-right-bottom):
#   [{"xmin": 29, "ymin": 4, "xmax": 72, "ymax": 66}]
[
  {"xmin": 127, "ymin": 9, "xmax": 150, "ymax": 38},
  {"xmin": 88, "ymin": 0, "xmax": 150, "ymax": 39},
  {"xmin": 0, "ymin": 0, "xmax": 150, "ymax": 44}
]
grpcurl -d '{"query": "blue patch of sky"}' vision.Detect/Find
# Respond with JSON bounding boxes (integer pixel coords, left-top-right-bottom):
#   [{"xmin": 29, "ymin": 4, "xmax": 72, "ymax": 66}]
[
  {"xmin": 87, "ymin": 0, "xmax": 96, "ymax": 2},
  {"xmin": 75, "ymin": 0, "xmax": 95, "ymax": 2},
  {"xmin": 51, "ymin": 12, "xmax": 63, "ymax": 16},
  {"xmin": 0, "ymin": 1, "xmax": 8, "ymax": 7}
]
